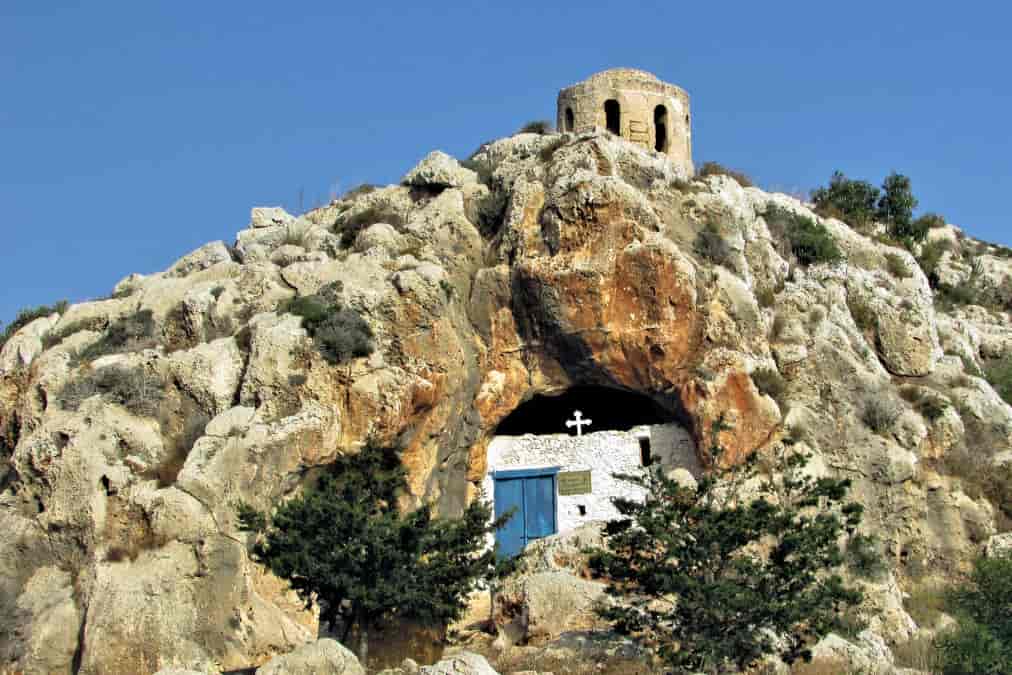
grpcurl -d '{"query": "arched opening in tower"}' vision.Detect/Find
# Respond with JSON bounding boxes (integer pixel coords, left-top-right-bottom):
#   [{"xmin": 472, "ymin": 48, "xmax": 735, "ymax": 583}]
[
  {"xmin": 495, "ymin": 385, "xmax": 671, "ymax": 436},
  {"xmin": 654, "ymin": 105, "xmax": 668, "ymax": 152},
  {"xmin": 604, "ymin": 99, "xmax": 621, "ymax": 136},
  {"xmin": 565, "ymin": 107, "xmax": 575, "ymax": 132}
]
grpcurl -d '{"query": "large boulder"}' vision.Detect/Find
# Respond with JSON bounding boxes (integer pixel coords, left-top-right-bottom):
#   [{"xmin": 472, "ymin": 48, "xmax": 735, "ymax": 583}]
[
  {"xmin": 419, "ymin": 651, "xmax": 498, "ymax": 675},
  {"xmin": 402, "ymin": 151, "xmax": 478, "ymax": 189},
  {"xmin": 258, "ymin": 638, "xmax": 364, "ymax": 675}
]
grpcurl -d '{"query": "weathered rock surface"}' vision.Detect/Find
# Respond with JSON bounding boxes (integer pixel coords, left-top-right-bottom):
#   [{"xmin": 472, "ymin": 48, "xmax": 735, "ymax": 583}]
[
  {"xmin": 1, "ymin": 129, "xmax": 1011, "ymax": 672},
  {"xmin": 418, "ymin": 650, "xmax": 498, "ymax": 675},
  {"xmin": 257, "ymin": 638, "xmax": 364, "ymax": 675}
]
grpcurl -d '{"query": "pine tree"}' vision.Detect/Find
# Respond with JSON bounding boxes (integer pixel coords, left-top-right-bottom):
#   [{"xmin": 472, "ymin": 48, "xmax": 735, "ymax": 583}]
[
  {"xmin": 237, "ymin": 445, "xmax": 511, "ymax": 663},
  {"xmin": 589, "ymin": 419, "xmax": 865, "ymax": 674}
]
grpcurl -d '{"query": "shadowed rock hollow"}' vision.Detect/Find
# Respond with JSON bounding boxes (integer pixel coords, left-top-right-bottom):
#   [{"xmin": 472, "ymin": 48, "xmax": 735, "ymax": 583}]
[{"xmin": 1, "ymin": 131, "xmax": 1011, "ymax": 673}]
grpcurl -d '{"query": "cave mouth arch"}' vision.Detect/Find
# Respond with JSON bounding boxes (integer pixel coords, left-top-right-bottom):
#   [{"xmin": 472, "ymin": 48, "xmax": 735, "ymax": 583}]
[{"xmin": 494, "ymin": 385, "xmax": 675, "ymax": 436}]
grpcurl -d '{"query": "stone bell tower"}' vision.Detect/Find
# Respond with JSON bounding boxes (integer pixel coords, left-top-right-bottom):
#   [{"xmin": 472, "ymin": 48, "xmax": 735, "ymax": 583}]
[{"xmin": 557, "ymin": 68, "xmax": 693, "ymax": 175}]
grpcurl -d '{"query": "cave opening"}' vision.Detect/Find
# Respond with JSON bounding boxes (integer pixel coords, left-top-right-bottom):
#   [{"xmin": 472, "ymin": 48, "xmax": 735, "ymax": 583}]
[{"xmin": 494, "ymin": 385, "xmax": 673, "ymax": 436}]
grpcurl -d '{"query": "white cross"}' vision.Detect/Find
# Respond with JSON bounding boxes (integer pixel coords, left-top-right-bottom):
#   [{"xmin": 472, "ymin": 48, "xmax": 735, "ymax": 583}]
[{"xmin": 566, "ymin": 410, "xmax": 593, "ymax": 437}]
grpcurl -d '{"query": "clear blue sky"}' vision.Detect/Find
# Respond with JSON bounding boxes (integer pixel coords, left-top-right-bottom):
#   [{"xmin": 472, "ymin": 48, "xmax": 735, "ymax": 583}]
[{"xmin": 2, "ymin": 1, "xmax": 1009, "ymax": 325}]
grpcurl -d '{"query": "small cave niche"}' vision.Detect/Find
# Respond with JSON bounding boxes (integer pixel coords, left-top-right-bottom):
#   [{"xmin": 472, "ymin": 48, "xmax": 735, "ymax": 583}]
[
  {"xmin": 604, "ymin": 99, "xmax": 621, "ymax": 135},
  {"xmin": 494, "ymin": 385, "xmax": 673, "ymax": 436}
]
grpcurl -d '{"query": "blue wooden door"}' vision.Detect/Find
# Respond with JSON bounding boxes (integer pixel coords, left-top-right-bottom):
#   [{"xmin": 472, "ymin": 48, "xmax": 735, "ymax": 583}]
[
  {"xmin": 493, "ymin": 469, "xmax": 558, "ymax": 558},
  {"xmin": 494, "ymin": 478, "xmax": 526, "ymax": 558}
]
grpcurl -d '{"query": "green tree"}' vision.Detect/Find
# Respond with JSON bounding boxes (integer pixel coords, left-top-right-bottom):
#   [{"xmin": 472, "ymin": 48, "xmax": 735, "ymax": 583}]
[
  {"xmin": 936, "ymin": 553, "xmax": 1012, "ymax": 674},
  {"xmin": 811, "ymin": 170, "xmax": 881, "ymax": 227},
  {"xmin": 878, "ymin": 172, "xmax": 919, "ymax": 241},
  {"xmin": 589, "ymin": 420, "xmax": 865, "ymax": 674},
  {"xmin": 237, "ymin": 445, "xmax": 512, "ymax": 663}
]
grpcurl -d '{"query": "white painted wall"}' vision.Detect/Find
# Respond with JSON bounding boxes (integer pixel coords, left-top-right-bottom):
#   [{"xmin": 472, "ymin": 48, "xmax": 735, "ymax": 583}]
[{"xmin": 484, "ymin": 423, "xmax": 698, "ymax": 536}]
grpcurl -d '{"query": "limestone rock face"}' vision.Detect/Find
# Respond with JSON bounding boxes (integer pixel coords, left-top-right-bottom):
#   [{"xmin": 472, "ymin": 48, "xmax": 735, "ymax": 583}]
[
  {"xmin": 2, "ymin": 129, "xmax": 1012, "ymax": 671},
  {"xmin": 402, "ymin": 150, "xmax": 478, "ymax": 189}
]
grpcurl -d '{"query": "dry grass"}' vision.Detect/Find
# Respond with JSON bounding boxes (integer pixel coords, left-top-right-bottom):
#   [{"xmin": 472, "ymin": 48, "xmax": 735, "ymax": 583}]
[
  {"xmin": 789, "ymin": 657, "xmax": 852, "ymax": 674},
  {"xmin": 697, "ymin": 161, "xmax": 754, "ymax": 188},
  {"xmin": 892, "ymin": 635, "xmax": 942, "ymax": 672},
  {"xmin": 903, "ymin": 583, "xmax": 947, "ymax": 629}
]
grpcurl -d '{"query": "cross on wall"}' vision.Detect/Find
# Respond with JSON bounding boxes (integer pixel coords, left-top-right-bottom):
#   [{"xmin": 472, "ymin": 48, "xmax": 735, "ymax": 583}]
[{"xmin": 565, "ymin": 410, "xmax": 593, "ymax": 437}]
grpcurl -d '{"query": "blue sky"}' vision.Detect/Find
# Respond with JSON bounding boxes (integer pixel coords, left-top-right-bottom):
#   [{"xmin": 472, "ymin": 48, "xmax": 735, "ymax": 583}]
[{"xmin": 2, "ymin": 1, "xmax": 1009, "ymax": 325}]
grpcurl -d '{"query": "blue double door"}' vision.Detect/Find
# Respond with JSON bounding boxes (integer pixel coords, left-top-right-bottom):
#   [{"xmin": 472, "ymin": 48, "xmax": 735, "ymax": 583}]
[{"xmin": 493, "ymin": 468, "xmax": 559, "ymax": 558}]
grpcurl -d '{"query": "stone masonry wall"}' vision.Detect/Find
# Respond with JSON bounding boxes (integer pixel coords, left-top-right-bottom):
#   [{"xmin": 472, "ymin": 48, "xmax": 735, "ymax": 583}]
[{"xmin": 484, "ymin": 423, "xmax": 697, "ymax": 535}]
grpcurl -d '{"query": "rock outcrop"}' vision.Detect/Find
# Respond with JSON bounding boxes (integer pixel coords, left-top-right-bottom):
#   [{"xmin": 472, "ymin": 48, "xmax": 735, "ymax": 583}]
[{"xmin": 1, "ymin": 128, "xmax": 1010, "ymax": 673}]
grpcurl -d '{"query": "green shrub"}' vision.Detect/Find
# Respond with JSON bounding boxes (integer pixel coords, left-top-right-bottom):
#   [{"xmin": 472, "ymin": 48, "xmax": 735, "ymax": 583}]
[
  {"xmin": 287, "ymin": 290, "xmax": 374, "ymax": 365},
  {"xmin": 810, "ymin": 171, "xmax": 880, "ymax": 227},
  {"xmin": 697, "ymin": 161, "xmax": 753, "ymax": 188},
  {"xmin": 765, "ymin": 205, "xmax": 841, "ymax": 266},
  {"xmin": 0, "ymin": 300, "xmax": 68, "ymax": 353},
  {"xmin": 518, "ymin": 120, "xmax": 554, "ymax": 135},
  {"xmin": 76, "ymin": 309, "xmax": 158, "ymax": 363},
  {"xmin": 885, "ymin": 252, "xmax": 913, "ymax": 279},
  {"xmin": 915, "ymin": 212, "xmax": 946, "ymax": 230},
  {"xmin": 846, "ymin": 533, "xmax": 887, "ymax": 579},
  {"xmin": 847, "ymin": 293, "xmax": 877, "ymax": 333},
  {"xmin": 236, "ymin": 445, "xmax": 515, "ymax": 661},
  {"xmin": 861, "ymin": 392, "xmax": 899, "ymax": 435},
  {"xmin": 751, "ymin": 367, "xmax": 787, "ymax": 404},
  {"xmin": 984, "ymin": 356, "xmax": 1012, "ymax": 406},
  {"xmin": 59, "ymin": 364, "xmax": 164, "ymax": 417},
  {"xmin": 756, "ymin": 286, "xmax": 776, "ymax": 308},
  {"xmin": 334, "ymin": 205, "xmax": 406, "ymax": 248},
  {"xmin": 339, "ymin": 184, "xmax": 379, "ymax": 201},
  {"xmin": 693, "ymin": 222, "xmax": 734, "ymax": 267},
  {"xmin": 917, "ymin": 239, "xmax": 952, "ymax": 287},
  {"xmin": 904, "ymin": 583, "xmax": 948, "ymax": 629},
  {"xmin": 935, "ymin": 554, "xmax": 1012, "ymax": 674}
]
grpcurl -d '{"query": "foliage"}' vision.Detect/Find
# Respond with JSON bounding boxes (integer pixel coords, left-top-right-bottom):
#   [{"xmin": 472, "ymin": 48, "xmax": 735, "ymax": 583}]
[
  {"xmin": 900, "ymin": 387, "xmax": 950, "ymax": 422},
  {"xmin": 334, "ymin": 204, "xmax": 406, "ymax": 248},
  {"xmin": 878, "ymin": 172, "xmax": 919, "ymax": 240},
  {"xmin": 693, "ymin": 223, "xmax": 734, "ymax": 268},
  {"xmin": 751, "ymin": 367, "xmax": 787, "ymax": 404},
  {"xmin": 810, "ymin": 171, "xmax": 880, "ymax": 228},
  {"xmin": 237, "ymin": 445, "xmax": 513, "ymax": 661},
  {"xmin": 588, "ymin": 421, "xmax": 864, "ymax": 674},
  {"xmin": 76, "ymin": 309, "xmax": 158, "ymax": 362},
  {"xmin": 696, "ymin": 161, "xmax": 753, "ymax": 188},
  {"xmin": 884, "ymin": 252, "xmax": 912, "ymax": 279},
  {"xmin": 845, "ymin": 534, "xmax": 887, "ymax": 579},
  {"xmin": 847, "ymin": 293, "xmax": 877, "ymax": 333},
  {"xmin": 286, "ymin": 288, "xmax": 374, "ymax": 365},
  {"xmin": 916, "ymin": 213, "xmax": 947, "ymax": 230},
  {"xmin": 519, "ymin": 120, "xmax": 554, "ymax": 135},
  {"xmin": 59, "ymin": 364, "xmax": 164, "ymax": 417},
  {"xmin": 916, "ymin": 238, "xmax": 952, "ymax": 287},
  {"xmin": 0, "ymin": 300, "xmax": 68, "ymax": 353},
  {"xmin": 935, "ymin": 553, "xmax": 1012, "ymax": 674},
  {"xmin": 860, "ymin": 392, "xmax": 900, "ymax": 435},
  {"xmin": 765, "ymin": 205, "xmax": 842, "ymax": 266},
  {"xmin": 983, "ymin": 356, "xmax": 1012, "ymax": 406},
  {"xmin": 810, "ymin": 170, "xmax": 920, "ymax": 242}
]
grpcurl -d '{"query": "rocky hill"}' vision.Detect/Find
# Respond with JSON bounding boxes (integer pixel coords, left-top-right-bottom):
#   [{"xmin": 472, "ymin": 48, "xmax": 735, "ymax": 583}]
[{"xmin": 1, "ymin": 130, "xmax": 1011, "ymax": 674}]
